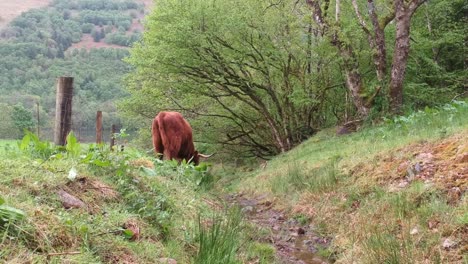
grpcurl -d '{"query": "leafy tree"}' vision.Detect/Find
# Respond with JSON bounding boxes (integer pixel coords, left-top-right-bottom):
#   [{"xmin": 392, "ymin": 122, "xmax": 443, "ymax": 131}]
[
  {"xmin": 124, "ymin": 0, "xmax": 341, "ymax": 156},
  {"xmin": 91, "ymin": 28, "xmax": 102, "ymax": 42},
  {"xmin": 0, "ymin": 104, "xmax": 17, "ymax": 139},
  {"xmin": 81, "ymin": 23, "xmax": 95, "ymax": 33},
  {"xmin": 11, "ymin": 104, "xmax": 35, "ymax": 138}
]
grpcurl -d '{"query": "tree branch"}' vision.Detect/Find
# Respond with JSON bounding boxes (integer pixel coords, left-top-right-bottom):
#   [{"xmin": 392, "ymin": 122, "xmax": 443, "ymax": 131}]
[
  {"xmin": 351, "ymin": 0, "xmax": 371, "ymax": 35},
  {"xmin": 409, "ymin": 0, "xmax": 428, "ymax": 15}
]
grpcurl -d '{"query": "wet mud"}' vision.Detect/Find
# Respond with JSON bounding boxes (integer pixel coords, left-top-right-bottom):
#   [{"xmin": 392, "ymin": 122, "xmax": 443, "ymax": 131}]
[{"xmin": 226, "ymin": 193, "xmax": 332, "ymax": 264}]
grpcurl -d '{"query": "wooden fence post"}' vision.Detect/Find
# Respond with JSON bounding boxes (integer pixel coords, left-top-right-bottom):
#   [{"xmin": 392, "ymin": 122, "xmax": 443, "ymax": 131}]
[
  {"xmin": 36, "ymin": 101, "xmax": 40, "ymax": 139},
  {"xmin": 110, "ymin": 124, "xmax": 116, "ymax": 151},
  {"xmin": 54, "ymin": 77, "xmax": 73, "ymax": 146},
  {"xmin": 96, "ymin": 111, "xmax": 102, "ymax": 144}
]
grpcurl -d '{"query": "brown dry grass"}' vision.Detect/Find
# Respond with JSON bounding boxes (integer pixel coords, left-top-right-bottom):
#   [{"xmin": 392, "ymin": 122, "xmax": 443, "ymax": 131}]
[
  {"xmin": 63, "ymin": 176, "xmax": 120, "ymax": 213},
  {"xmin": 352, "ymin": 132, "xmax": 468, "ymax": 192},
  {"xmin": 287, "ymin": 133, "xmax": 468, "ymax": 263}
]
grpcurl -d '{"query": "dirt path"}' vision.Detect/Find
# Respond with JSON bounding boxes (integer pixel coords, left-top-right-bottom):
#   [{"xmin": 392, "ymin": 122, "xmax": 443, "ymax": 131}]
[{"xmin": 225, "ymin": 193, "xmax": 331, "ymax": 264}]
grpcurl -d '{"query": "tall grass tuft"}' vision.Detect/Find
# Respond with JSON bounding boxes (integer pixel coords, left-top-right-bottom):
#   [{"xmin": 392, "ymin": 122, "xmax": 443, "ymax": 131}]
[
  {"xmin": 193, "ymin": 207, "xmax": 243, "ymax": 264},
  {"xmin": 363, "ymin": 230, "xmax": 415, "ymax": 264}
]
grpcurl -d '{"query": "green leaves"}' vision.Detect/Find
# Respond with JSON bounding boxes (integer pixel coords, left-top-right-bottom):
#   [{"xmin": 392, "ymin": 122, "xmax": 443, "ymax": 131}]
[
  {"xmin": 66, "ymin": 131, "xmax": 81, "ymax": 158},
  {"xmin": 0, "ymin": 196, "xmax": 26, "ymax": 225},
  {"xmin": 18, "ymin": 130, "xmax": 83, "ymax": 160},
  {"xmin": 18, "ymin": 130, "xmax": 55, "ymax": 159}
]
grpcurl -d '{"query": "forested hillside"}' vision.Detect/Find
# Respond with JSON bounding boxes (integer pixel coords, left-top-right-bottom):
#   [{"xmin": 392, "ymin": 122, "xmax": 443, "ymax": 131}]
[
  {"xmin": 0, "ymin": 0, "xmax": 150, "ymax": 140},
  {"xmin": 123, "ymin": 0, "xmax": 466, "ymax": 158}
]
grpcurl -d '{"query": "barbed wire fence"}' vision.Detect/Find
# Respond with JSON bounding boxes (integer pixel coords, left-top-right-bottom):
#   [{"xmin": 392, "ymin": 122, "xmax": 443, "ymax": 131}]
[{"xmin": 0, "ymin": 77, "xmax": 132, "ymax": 149}]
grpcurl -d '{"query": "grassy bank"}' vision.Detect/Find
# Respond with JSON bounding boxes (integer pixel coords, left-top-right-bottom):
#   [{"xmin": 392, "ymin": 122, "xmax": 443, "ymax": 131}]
[
  {"xmin": 0, "ymin": 134, "xmax": 275, "ymax": 263},
  {"xmin": 225, "ymin": 101, "xmax": 467, "ymax": 263}
]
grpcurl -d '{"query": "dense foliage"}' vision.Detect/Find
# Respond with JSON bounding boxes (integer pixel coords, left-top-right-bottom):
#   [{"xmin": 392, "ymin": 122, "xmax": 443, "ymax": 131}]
[
  {"xmin": 0, "ymin": 0, "xmax": 144, "ymax": 139},
  {"xmin": 123, "ymin": 0, "xmax": 466, "ymax": 158}
]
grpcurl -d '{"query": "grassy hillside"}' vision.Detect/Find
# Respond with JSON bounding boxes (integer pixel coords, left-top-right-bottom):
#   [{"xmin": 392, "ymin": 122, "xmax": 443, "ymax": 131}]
[
  {"xmin": 222, "ymin": 100, "xmax": 468, "ymax": 263},
  {"xmin": 0, "ymin": 132, "xmax": 276, "ymax": 263},
  {"xmin": 1, "ymin": 101, "xmax": 466, "ymax": 263}
]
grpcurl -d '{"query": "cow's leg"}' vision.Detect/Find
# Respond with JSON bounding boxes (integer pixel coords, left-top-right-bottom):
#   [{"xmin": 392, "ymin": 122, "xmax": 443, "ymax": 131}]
[{"xmin": 152, "ymin": 118, "xmax": 164, "ymax": 159}]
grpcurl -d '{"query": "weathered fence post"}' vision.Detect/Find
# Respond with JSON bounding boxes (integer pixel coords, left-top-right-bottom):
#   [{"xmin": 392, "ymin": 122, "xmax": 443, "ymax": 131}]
[
  {"xmin": 54, "ymin": 77, "xmax": 73, "ymax": 146},
  {"xmin": 110, "ymin": 124, "xmax": 116, "ymax": 151},
  {"xmin": 96, "ymin": 111, "xmax": 102, "ymax": 144},
  {"xmin": 36, "ymin": 101, "xmax": 40, "ymax": 139}
]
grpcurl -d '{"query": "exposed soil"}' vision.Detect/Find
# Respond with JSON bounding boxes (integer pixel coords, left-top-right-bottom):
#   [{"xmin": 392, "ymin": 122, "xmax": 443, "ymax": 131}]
[
  {"xmin": 68, "ymin": 34, "xmax": 128, "ymax": 51},
  {"xmin": 61, "ymin": 176, "xmax": 120, "ymax": 213},
  {"xmin": 0, "ymin": 0, "xmax": 51, "ymax": 30},
  {"xmin": 226, "ymin": 193, "xmax": 331, "ymax": 264},
  {"xmin": 353, "ymin": 133, "xmax": 467, "ymax": 201}
]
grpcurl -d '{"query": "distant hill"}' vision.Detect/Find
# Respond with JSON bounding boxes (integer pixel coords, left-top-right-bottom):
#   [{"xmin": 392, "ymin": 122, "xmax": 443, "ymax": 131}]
[
  {"xmin": 0, "ymin": 0, "xmax": 51, "ymax": 30},
  {"xmin": 0, "ymin": 0, "xmax": 154, "ymax": 141},
  {"xmin": 0, "ymin": 0, "xmax": 153, "ymax": 50}
]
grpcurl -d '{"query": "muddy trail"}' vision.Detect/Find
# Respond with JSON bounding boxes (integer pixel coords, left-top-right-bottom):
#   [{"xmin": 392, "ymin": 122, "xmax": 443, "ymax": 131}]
[{"xmin": 225, "ymin": 193, "xmax": 332, "ymax": 264}]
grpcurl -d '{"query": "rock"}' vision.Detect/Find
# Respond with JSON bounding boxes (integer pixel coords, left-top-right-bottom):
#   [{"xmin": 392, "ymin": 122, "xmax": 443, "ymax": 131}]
[
  {"xmin": 428, "ymin": 220, "xmax": 439, "ymax": 230},
  {"xmin": 397, "ymin": 161, "xmax": 409, "ymax": 175},
  {"xmin": 158, "ymin": 258, "xmax": 177, "ymax": 264},
  {"xmin": 241, "ymin": 206, "xmax": 254, "ymax": 214},
  {"xmin": 455, "ymin": 152, "xmax": 468, "ymax": 163},
  {"xmin": 416, "ymin": 152, "xmax": 434, "ymax": 162},
  {"xmin": 410, "ymin": 227, "xmax": 419, "ymax": 235},
  {"xmin": 442, "ymin": 238, "xmax": 457, "ymax": 249},
  {"xmin": 414, "ymin": 162, "xmax": 422, "ymax": 173},
  {"xmin": 406, "ymin": 167, "xmax": 415, "ymax": 181},
  {"xmin": 57, "ymin": 190, "xmax": 85, "ymax": 209}
]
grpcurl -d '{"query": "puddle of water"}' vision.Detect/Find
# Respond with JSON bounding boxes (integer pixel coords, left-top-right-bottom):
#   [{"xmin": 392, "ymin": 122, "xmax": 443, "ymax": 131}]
[{"xmin": 293, "ymin": 235, "xmax": 327, "ymax": 264}]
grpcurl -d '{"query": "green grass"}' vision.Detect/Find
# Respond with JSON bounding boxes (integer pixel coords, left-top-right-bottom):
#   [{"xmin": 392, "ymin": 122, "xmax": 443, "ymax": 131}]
[
  {"xmin": 0, "ymin": 133, "xmax": 274, "ymax": 263},
  {"xmin": 1, "ymin": 101, "xmax": 466, "ymax": 263},
  {"xmin": 227, "ymin": 101, "xmax": 468, "ymax": 263},
  {"xmin": 193, "ymin": 207, "xmax": 243, "ymax": 264}
]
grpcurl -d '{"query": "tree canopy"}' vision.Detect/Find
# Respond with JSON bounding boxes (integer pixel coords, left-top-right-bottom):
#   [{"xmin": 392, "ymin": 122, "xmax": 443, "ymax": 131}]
[{"xmin": 123, "ymin": 0, "xmax": 465, "ymax": 158}]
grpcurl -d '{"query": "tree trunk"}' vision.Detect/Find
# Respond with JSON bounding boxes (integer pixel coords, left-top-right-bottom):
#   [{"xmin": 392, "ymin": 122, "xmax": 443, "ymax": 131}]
[
  {"xmin": 307, "ymin": 0, "xmax": 370, "ymax": 117},
  {"xmin": 367, "ymin": 0, "xmax": 387, "ymax": 82},
  {"xmin": 389, "ymin": 2, "xmax": 411, "ymax": 113},
  {"xmin": 342, "ymin": 51, "xmax": 370, "ymax": 116}
]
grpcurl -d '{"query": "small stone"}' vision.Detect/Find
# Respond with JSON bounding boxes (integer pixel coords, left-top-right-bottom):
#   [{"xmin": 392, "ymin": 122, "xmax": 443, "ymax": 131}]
[
  {"xmin": 455, "ymin": 152, "xmax": 468, "ymax": 163},
  {"xmin": 158, "ymin": 258, "xmax": 177, "ymax": 264},
  {"xmin": 410, "ymin": 227, "xmax": 419, "ymax": 235},
  {"xmin": 428, "ymin": 220, "xmax": 439, "ymax": 229},
  {"xmin": 442, "ymin": 238, "xmax": 457, "ymax": 249},
  {"xmin": 398, "ymin": 181, "xmax": 409, "ymax": 188},
  {"xmin": 414, "ymin": 162, "xmax": 422, "ymax": 173},
  {"xmin": 241, "ymin": 206, "xmax": 254, "ymax": 214},
  {"xmin": 57, "ymin": 190, "xmax": 85, "ymax": 209}
]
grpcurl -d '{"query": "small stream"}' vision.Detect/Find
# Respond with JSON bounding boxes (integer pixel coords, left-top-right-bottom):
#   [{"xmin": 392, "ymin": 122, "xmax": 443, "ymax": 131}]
[{"xmin": 226, "ymin": 193, "xmax": 331, "ymax": 264}]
